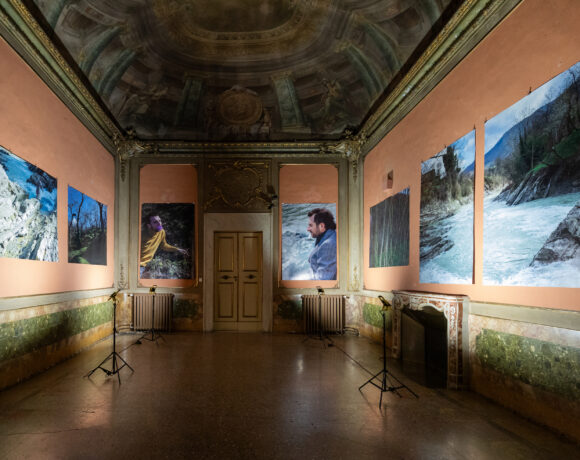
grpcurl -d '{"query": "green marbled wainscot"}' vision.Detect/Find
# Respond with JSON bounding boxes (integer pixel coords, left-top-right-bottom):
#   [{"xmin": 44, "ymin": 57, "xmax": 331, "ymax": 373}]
[
  {"xmin": 476, "ymin": 329, "xmax": 580, "ymax": 401},
  {"xmin": 0, "ymin": 301, "xmax": 112, "ymax": 362}
]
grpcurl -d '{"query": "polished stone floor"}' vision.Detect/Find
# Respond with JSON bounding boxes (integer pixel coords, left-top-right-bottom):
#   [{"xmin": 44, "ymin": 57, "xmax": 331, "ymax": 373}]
[{"xmin": 0, "ymin": 332, "xmax": 577, "ymax": 459}]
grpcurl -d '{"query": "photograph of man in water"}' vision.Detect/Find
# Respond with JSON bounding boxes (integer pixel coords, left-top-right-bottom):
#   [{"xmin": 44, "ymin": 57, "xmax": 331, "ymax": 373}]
[
  {"xmin": 281, "ymin": 203, "xmax": 337, "ymax": 281},
  {"xmin": 306, "ymin": 207, "xmax": 337, "ymax": 280}
]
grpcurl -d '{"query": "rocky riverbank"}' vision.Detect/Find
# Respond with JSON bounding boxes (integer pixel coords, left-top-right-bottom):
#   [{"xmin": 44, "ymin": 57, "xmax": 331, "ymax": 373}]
[
  {"xmin": 531, "ymin": 201, "xmax": 580, "ymax": 266},
  {"xmin": 0, "ymin": 164, "xmax": 58, "ymax": 261}
]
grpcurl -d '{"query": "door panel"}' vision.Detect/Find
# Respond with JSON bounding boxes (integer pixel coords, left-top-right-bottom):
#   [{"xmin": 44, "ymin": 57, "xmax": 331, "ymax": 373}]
[
  {"xmin": 215, "ymin": 233, "xmax": 238, "ymax": 322},
  {"xmin": 216, "ymin": 282, "xmax": 236, "ymax": 320},
  {"xmin": 214, "ymin": 232, "xmax": 262, "ymax": 327}
]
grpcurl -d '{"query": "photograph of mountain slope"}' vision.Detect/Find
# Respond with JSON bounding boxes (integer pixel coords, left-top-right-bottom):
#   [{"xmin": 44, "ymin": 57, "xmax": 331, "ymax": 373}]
[{"xmin": 483, "ymin": 61, "xmax": 580, "ymax": 287}]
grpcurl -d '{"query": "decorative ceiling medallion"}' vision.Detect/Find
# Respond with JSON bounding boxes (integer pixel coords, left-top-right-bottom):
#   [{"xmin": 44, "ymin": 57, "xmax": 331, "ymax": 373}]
[{"xmin": 217, "ymin": 87, "xmax": 263, "ymax": 126}]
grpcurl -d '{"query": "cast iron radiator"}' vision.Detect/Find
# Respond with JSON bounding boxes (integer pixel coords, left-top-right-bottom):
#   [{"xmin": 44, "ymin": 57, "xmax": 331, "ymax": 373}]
[
  {"xmin": 132, "ymin": 293, "xmax": 174, "ymax": 331},
  {"xmin": 301, "ymin": 295, "xmax": 345, "ymax": 334}
]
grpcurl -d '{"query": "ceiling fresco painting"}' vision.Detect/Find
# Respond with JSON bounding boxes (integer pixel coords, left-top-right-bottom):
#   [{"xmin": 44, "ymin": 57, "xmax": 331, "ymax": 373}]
[{"xmin": 32, "ymin": 0, "xmax": 454, "ymax": 142}]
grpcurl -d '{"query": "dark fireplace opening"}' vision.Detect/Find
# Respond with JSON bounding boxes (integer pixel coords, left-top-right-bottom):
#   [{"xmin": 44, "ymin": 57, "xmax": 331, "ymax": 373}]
[{"xmin": 401, "ymin": 307, "xmax": 447, "ymax": 388}]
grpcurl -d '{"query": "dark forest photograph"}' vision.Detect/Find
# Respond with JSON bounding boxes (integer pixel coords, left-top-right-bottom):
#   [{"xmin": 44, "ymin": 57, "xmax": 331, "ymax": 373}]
[
  {"xmin": 369, "ymin": 187, "xmax": 410, "ymax": 267},
  {"xmin": 68, "ymin": 187, "xmax": 107, "ymax": 265}
]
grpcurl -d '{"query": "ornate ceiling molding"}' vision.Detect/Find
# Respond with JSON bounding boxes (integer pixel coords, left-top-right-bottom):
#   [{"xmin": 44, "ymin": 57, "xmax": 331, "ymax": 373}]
[
  {"xmin": 360, "ymin": 0, "xmax": 523, "ymax": 156},
  {"xmin": 150, "ymin": 0, "xmax": 333, "ymax": 58},
  {"xmin": 0, "ymin": 0, "xmax": 122, "ymax": 153},
  {"xmin": 0, "ymin": 0, "xmax": 523, "ymax": 158}
]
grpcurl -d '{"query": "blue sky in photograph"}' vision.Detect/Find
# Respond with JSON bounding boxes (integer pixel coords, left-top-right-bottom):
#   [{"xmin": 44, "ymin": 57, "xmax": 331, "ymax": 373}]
[
  {"xmin": 421, "ymin": 130, "xmax": 475, "ymax": 176},
  {"xmin": 485, "ymin": 61, "xmax": 580, "ymax": 153},
  {"xmin": 0, "ymin": 146, "xmax": 57, "ymax": 213},
  {"xmin": 68, "ymin": 186, "xmax": 106, "ymax": 230}
]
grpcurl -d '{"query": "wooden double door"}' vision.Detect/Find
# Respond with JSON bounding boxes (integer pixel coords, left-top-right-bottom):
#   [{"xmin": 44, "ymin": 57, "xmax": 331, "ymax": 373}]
[{"xmin": 214, "ymin": 232, "xmax": 262, "ymax": 330}]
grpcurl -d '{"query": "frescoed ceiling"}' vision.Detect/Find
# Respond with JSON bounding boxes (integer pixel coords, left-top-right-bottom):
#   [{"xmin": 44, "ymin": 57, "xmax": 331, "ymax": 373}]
[{"xmin": 28, "ymin": 0, "xmax": 456, "ymax": 143}]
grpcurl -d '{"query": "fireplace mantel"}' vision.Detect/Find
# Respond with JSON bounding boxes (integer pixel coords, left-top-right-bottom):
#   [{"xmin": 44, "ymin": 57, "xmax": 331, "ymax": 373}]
[{"xmin": 392, "ymin": 290, "xmax": 469, "ymax": 389}]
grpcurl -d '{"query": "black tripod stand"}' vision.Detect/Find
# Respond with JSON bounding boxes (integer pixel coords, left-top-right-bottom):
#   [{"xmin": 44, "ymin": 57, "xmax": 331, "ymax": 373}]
[
  {"xmin": 86, "ymin": 290, "xmax": 134, "ymax": 384},
  {"xmin": 359, "ymin": 296, "xmax": 418, "ymax": 408},
  {"xmin": 303, "ymin": 288, "xmax": 333, "ymax": 347},
  {"xmin": 137, "ymin": 286, "xmax": 165, "ymax": 344}
]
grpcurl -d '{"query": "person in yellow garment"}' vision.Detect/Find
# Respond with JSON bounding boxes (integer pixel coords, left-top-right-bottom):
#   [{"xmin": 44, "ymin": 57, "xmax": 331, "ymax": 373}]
[{"xmin": 140, "ymin": 214, "xmax": 189, "ymax": 278}]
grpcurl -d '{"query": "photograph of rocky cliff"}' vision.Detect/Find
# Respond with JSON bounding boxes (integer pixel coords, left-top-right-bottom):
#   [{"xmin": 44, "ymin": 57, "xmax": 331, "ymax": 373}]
[
  {"xmin": 483, "ymin": 61, "xmax": 580, "ymax": 287},
  {"xmin": 369, "ymin": 187, "xmax": 410, "ymax": 267},
  {"xmin": 420, "ymin": 131, "xmax": 475, "ymax": 284},
  {"xmin": 68, "ymin": 187, "xmax": 107, "ymax": 265},
  {"xmin": 0, "ymin": 146, "xmax": 57, "ymax": 262}
]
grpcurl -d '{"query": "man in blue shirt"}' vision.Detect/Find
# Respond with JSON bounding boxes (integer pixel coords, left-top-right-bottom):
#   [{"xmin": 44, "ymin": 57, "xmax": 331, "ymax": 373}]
[{"xmin": 307, "ymin": 208, "xmax": 337, "ymax": 280}]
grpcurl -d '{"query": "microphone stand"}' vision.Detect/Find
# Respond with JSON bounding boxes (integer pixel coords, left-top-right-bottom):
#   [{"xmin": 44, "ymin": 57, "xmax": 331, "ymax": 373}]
[
  {"xmin": 359, "ymin": 296, "xmax": 418, "ymax": 407},
  {"xmin": 138, "ymin": 285, "xmax": 165, "ymax": 344},
  {"xmin": 86, "ymin": 290, "xmax": 134, "ymax": 383}
]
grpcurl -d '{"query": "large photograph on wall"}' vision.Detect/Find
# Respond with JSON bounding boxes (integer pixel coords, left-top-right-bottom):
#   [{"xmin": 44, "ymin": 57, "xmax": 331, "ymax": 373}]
[
  {"xmin": 369, "ymin": 187, "xmax": 410, "ymax": 267},
  {"xmin": 483, "ymin": 61, "xmax": 580, "ymax": 287},
  {"xmin": 68, "ymin": 187, "xmax": 107, "ymax": 265},
  {"xmin": 140, "ymin": 203, "xmax": 194, "ymax": 279},
  {"xmin": 282, "ymin": 203, "xmax": 337, "ymax": 280},
  {"xmin": 420, "ymin": 130, "xmax": 475, "ymax": 284},
  {"xmin": 0, "ymin": 146, "xmax": 58, "ymax": 261}
]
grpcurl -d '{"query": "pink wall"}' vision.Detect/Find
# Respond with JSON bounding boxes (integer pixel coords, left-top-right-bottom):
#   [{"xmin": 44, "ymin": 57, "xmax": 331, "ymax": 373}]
[
  {"xmin": 279, "ymin": 164, "xmax": 339, "ymax": 289},
  {"xmin": 363, "ymin": 0, "xmax": 580, "ymax": 311},
  {"xmin": 0, "ymin": 38, "xmax": 115, "ymax": 297},
  {"xmin": 139, "ymin": 164, "xmax": 198, "ymax": 288}
]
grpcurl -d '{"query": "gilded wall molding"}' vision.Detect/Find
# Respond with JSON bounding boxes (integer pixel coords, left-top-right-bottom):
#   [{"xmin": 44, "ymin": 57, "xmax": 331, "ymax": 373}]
[{"xmin": 204, "ymin": 160, "xmax": 274, "ymax": 212}]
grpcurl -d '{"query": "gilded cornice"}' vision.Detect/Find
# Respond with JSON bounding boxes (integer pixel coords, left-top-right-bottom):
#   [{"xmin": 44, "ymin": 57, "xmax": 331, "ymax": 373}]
[
  {"xmin": 320, "ymin": 129, "xmax": 368, "ymax": 181},
  {"xmin": 360, "ymin": 0, "xmax": 523, "ymax": 155},
  {"xmin": 113, "ymin": 129, "xmax": 158, "ymax": 181},
  {"xmin": 152, "ymin": 140, "xmax": 326, "ymax": 154},
  {"xmin": 0, "ymin": 0, "xmax": 122, "ymax": 152}
]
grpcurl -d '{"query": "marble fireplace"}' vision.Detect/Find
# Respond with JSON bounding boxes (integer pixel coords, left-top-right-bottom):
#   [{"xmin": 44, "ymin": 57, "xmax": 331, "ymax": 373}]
[{"xmin": 391, "ymin": 291, "xmax": 469, "ymax": 389}]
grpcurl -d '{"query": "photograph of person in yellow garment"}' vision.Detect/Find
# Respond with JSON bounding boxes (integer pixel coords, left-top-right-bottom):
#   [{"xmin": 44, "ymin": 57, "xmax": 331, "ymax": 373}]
[{"xmin": 139, "ymin": 203, "xmax": 194, "ymax": 279}]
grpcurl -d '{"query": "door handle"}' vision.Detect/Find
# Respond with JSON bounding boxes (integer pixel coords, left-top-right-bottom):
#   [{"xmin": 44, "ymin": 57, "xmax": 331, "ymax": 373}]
[
  {"xmin": 247, "ymin": 274, "xmax": 256, "ymax": 279},
  {"xmin": 221, "ymin": 275, "xmax": 238, "ymax": 280}
]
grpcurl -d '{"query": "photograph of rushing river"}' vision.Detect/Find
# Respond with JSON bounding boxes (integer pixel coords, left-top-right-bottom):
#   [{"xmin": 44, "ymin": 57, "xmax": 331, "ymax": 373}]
[
  {"xmin": 420, "ymin": 131, "xmax": 475, "ymax": 284},
  {"xmin": 483, "ymin": 61, "xmax": 580, "ymax": 287},
  {"xmin": 282, "ymin": 203, "xmax": 336, "ymax": 280}
]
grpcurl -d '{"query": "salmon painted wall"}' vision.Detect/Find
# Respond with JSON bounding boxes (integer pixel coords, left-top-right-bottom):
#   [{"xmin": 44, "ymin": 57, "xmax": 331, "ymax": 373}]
[
  {"xmin": 363, "ymin": 0, "xmax": 580, "ymax": 311},
  {"xmin": 0, "ymin": 38, "xmax": 114, "ymax": 297},
  {"xmin": 139, "ymin": 164, "xmax": 198, "ymax": 288},
  {"xmin": 279, "ymin": 164, "xmax": 339, "ymax": 289}
]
